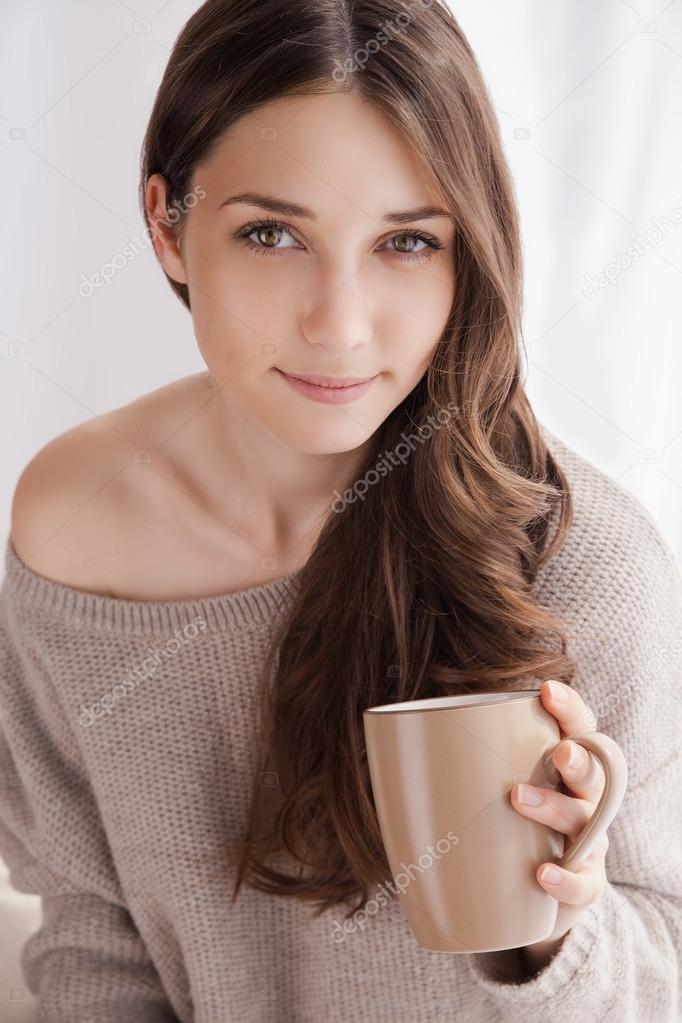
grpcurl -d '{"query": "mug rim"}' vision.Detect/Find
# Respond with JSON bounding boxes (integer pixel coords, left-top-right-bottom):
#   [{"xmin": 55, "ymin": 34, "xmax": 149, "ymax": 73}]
[{"xmin": 364, "ymin": 689, "xmax": 541, "ymax": 715}]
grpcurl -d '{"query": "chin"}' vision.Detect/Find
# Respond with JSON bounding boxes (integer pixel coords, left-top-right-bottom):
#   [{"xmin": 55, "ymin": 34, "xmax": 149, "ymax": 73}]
[{"xmin": 269, "ymin": 418, "xmax": 376, "ymax": 457}]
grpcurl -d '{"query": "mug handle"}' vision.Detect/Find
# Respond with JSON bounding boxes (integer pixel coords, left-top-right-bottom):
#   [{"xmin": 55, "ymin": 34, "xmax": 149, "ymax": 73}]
[{"xmin": 541, "ymin": 731, "xmax": 628, "ymax": 871}]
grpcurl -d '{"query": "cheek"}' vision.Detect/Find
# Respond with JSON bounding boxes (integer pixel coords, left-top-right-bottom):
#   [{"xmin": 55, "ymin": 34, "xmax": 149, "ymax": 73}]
[
  {"xmin": 378, "ymin": 268, "xmax": 454, "ymax": 374},
  {"xmin": 187, "ymin": 245, "xmax": 296, "ymax": 363}
]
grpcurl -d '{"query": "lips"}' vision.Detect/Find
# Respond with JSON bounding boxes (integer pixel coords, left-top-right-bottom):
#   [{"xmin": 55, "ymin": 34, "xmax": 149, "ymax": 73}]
[
  {"xmin": 279, "ymin": 371, "xmax": 377, "ymax": 389},
  {"xmin": 275, "ymin": 368, "xmax": 378, "ymax": 405}
]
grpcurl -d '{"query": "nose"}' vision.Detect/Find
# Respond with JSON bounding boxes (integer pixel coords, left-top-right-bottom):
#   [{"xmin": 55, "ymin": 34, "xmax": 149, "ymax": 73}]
[{"xmin": 301, "ymin": 267, "xmax": 373, "ymax": 355}]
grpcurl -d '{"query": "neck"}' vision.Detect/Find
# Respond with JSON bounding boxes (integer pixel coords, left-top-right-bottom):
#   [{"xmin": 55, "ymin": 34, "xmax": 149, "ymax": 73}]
[{"xmin": 188, "ymin": 372, "xmax": 374, "ymax": 552}]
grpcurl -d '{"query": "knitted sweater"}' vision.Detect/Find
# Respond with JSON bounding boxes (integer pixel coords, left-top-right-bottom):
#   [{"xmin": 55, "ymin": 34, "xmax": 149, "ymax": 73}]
[{"xmin": 0, "ymin": 425, "xmax": 681, "ymax": 1023}]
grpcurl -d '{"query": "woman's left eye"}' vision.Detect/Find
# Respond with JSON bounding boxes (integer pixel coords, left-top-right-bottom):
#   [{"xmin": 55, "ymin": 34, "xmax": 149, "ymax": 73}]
[
  {"xmin": 384, "ymin": 232, "xmax": 442, "ymax": 262},
  {"xmin": 235, "ymin": 218, "xmax": 443, "ymax": 264}
]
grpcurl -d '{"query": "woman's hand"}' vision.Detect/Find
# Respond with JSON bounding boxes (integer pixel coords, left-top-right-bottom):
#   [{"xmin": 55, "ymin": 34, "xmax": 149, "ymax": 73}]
[{"xmin": 510, "ymin": 679, "xmax": 613, "ymax": 972}]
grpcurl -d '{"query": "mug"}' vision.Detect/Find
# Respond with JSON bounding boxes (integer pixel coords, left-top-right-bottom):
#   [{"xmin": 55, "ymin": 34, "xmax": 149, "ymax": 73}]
[{"xmin": 362, "ymin": 689, "xmax": 628, "ymax": 953}]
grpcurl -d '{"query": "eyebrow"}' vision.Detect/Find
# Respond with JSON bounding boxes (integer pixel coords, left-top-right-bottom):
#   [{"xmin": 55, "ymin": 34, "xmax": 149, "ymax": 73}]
[{"xmin": 217, "ymin": 191, "xmax": 452, "ymax": 224}]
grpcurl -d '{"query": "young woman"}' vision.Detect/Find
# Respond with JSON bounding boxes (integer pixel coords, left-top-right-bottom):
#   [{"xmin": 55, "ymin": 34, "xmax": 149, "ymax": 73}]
[{"xmin": 1, "ymin": 1, "xmax": 680, "ymax": 1020}]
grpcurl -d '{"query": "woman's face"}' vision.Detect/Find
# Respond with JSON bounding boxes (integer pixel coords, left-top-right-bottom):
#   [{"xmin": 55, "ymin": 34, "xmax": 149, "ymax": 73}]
[{"xmin": 149, "ymin": 90, "xmax": 456, "ymax": 456}]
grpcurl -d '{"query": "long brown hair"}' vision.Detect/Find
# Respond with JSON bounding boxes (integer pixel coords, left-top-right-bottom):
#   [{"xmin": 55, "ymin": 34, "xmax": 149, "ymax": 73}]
[{"xmin": 139, "ymin": 0, "xmax": 576, "ymax": 919}]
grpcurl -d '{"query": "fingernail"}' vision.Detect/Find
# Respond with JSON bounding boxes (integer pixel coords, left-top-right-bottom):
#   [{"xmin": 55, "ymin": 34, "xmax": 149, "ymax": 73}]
[
  {"xmin": 517, "ymin": 784, "xmax": 544, "ymax": 806},
  {"xmin": 548, "ymin": 680, "xmax": 568, "ymax": 702},
  {"xmin": 541, "ymin": 865, "xmax": 562, "ymax": 885},
  {"xmin": 567, "ymin": 741, "xmax": 585, "ymax": 770}
]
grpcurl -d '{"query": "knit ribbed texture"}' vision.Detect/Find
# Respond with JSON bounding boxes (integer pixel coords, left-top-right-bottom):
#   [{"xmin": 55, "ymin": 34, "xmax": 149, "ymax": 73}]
[{"xmin": 0, "ymin": 424, "xmax": 680, "ymax": 1022}]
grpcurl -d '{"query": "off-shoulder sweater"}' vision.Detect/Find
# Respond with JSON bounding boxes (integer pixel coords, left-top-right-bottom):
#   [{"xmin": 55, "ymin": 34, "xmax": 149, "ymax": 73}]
[{"xmin": 0, "ymin": 425, "xmax": 681, "ymax": 1022}]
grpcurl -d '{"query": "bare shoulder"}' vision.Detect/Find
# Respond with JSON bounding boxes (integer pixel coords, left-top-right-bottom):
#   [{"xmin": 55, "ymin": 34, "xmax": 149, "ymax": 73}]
[
  {"xmin": 10, "ymin": 418, "xmax": 133, "ymax": 591},
  {"xmin": 10, "ymin": 372, "xmax": 213, "ymax": 594}
]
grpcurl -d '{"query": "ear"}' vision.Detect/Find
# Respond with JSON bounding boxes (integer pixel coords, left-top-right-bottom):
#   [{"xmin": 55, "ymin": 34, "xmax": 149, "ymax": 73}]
[{"xmin": 145, "ymin": 173, "xmax": 189, "ymax": 285}]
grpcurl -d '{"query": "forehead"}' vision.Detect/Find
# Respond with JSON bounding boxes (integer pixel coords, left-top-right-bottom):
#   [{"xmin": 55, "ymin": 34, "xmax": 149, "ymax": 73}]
[{"xmin": 192, "ymin": 91, "xmax": 446, "ymax": 222}]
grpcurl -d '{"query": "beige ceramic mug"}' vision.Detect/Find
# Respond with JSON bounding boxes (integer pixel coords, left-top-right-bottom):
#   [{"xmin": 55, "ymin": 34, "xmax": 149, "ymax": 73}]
[{"xmin": 363, "ymin": 689, "xmax": 628, "ymax": 953}]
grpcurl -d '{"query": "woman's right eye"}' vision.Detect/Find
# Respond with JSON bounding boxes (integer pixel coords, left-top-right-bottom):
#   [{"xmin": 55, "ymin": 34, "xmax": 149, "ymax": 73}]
[{"xmin": 236, "ymin": 218, "xmax": 302, "ymax": 258}]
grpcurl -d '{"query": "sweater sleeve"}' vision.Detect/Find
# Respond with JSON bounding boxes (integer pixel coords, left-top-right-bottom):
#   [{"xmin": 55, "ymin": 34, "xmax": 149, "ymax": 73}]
[
  {"xmin": 0, "ymin": 585, "xmax": 181, "ymax": 1023},
  {"xmin": 466, "ymin": 491, "xmax": 682, "ymax": 1021}
]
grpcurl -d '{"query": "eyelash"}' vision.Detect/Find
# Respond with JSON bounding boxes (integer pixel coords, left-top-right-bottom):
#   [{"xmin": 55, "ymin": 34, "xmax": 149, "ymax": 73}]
[{"xmin": 234, "ymin": 217, "xmax": 444, "ymax": 264}]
